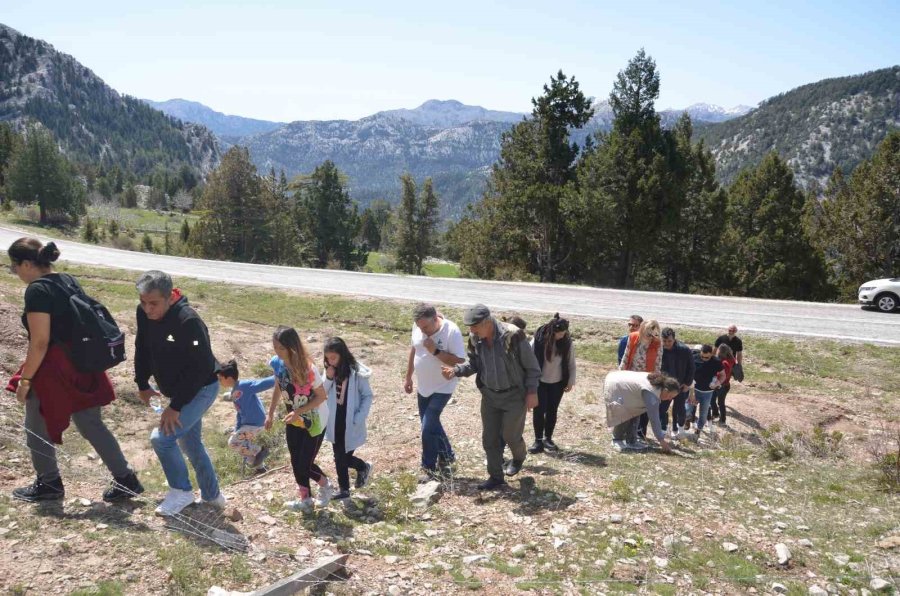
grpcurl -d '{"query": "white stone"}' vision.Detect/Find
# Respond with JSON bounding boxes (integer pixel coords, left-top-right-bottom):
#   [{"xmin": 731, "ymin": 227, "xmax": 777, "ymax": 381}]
[
  {"xmin": 771, "ymin": 582, "xmax": 788, "ymax": 594},
  {"xmin": 775, "ymin": 543, "xmax": 791, "ymax": 565},
  {"xmin": 384, "ymin": 555, "xmax": 399, "ymax": 564},
  {"xmin": 510, "ymin": 544, "xmax": 527, "ymax": 557},
  {"xmin": 832, "ymin": 554, "xmax": 850, "ymax": 567},
  {"xmin": 653, "ymin": 556, "xmax": 668, "ymax": 568},
  {"xmin": 722, "ymin": 542, "xmax": 739, "ymax": 553},
  {"xmin": 798, "ymin": 539, "xmax": 814, "ymax": 548},
  {"xmin": 462, "ymin": 554, "xmax": 488, "ymax": 565},
  {"xmin": 609, "ymin": 514, "xmax": 623, "ymax": 524},
  {"xmin": 808, "ymin": 586, "xmax": 828, "ymax": 596},
  {"xmin": 869, "ymin": 578, "xmax": 891, "ymax": 592}
]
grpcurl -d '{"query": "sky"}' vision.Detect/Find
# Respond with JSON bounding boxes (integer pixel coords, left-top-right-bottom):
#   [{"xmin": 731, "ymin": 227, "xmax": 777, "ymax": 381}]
[{"xmin": 4, "ymin": 0, "xmax": 899, "ymax": 122}]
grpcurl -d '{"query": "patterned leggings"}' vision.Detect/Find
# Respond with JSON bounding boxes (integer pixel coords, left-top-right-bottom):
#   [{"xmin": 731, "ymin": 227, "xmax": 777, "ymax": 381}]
[{"xmin": 228, "ymin": 425, "xmax": 264, "ymax": 463}]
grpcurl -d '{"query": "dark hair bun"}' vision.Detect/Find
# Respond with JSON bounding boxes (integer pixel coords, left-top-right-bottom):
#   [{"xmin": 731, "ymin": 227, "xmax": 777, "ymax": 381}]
[{"xmin": 37, "ymin": 241, "xmax": 61, "ymax": 265}]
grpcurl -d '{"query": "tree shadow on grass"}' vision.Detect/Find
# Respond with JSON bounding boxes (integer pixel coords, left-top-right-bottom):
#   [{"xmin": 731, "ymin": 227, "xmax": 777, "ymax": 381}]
[
  {"xmin": 34, "ymin": 499, "xmax": 152, "ymax": 533},
  {"xmin": 550, "ymin": 449, "xmax": 608, "ymax": 469}
]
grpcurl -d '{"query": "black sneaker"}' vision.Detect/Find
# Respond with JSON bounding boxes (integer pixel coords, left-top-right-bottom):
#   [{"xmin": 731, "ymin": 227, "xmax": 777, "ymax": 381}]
[
  {"xmin": 102, "ymin": 472, "xmax": 144, "ymax": 502},
  {"xmin": 476, "ymin": 477, "xmax": 507, "ymax": 491},
  {"xmin": 333, "ymin": 489, "xmax": 351, "ymax": 501},
  {"xmin": 527, "ymin": 440, "xmax": 544, "ymax": 454},
  {"xmin": 252, "ymin": 446, "xmax": 270, "ymax": 469},
  {"xmin": 13, "ymin": 477, "xmax": 65, "ymax": 502},
  {"xmin": 542, "ymin": 438, "xmax": 559, "ymax": 452},
  {"xmin": 504, "ymin": 460, "xmax": 524, "ymax": 477},
  {"xmin": 355, "ymin": 462, "xmax": 373, "ymax": 489}
]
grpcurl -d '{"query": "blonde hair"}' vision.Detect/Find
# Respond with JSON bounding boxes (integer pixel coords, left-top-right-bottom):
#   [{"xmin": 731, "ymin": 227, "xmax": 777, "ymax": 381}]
[{"xmin": 639, "ymin": 319, "xmax": 661, "ymax": 340}]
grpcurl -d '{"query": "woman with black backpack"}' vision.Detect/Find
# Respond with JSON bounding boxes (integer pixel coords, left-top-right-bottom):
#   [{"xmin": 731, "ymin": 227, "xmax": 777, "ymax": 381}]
[
  {"xmin": 528, "ymin": 314, "xmax": 576, "ymax": 453},
  {"xmin": 6, "ymin": 237, "xmax": 142, "ymax": 503}
]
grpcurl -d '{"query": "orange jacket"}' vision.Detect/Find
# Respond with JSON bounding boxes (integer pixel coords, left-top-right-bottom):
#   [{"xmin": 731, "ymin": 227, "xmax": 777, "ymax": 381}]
[{"xmin": 623, "ymin": 331, "xmax": 661, "ymax": 373}]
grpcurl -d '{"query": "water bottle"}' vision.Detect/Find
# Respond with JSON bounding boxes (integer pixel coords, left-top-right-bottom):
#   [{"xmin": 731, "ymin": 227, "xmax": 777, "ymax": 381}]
[{"xmin": 149, "ymin": 395, "xmax": 164, "ymax": 414}]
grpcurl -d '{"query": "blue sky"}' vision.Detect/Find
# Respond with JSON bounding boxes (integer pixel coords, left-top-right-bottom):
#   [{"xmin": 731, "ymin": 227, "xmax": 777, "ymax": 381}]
[{"xmin": 5, "ymin": 0, "xmax": 898, "ymax": 122}]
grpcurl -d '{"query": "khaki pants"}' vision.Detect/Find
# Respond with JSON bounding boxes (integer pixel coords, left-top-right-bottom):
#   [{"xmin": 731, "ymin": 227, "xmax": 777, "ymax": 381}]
[{"xmin": 480, "ymin": 387, "xmax": 527, "ymax": 481}]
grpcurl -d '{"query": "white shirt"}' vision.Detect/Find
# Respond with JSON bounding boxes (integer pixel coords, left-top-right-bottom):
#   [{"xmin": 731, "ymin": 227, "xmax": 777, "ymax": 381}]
[{"xmin": 412, "ymin": 317, "xmax": 466, "ymax": 398}]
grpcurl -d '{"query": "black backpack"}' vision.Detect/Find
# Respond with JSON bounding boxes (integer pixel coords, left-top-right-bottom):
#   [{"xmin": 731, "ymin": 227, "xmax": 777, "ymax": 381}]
[{"xmin": 36, "ymin": 275, "xmax": 126, "ymax": 373}]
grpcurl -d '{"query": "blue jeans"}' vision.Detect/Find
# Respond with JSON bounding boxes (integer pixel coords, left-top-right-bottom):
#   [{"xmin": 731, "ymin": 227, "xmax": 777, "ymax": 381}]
[
  {"xmin": 417, "ymin": 392, "xmax": 455, "ymax": 470},
  {"xmin": 150, "ymin": 381, "xmax": 220, "ymax": 500},
  {"xmin": 691, "ymin": 389, "xmax": 714, "ymax": 431}
]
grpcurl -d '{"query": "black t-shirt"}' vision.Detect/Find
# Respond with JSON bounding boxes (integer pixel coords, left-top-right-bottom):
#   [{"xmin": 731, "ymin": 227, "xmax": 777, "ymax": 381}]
[
  {"xmin": 22, "ymin": 273, "xmax": 79, "ymax": 343},
  {"xmin": 715, "ymin": 334, "xmax": 743, "ymax": 354},
  {"xmin": 694, "ymin": 356, "xmax": 724, "ymax": 391}
]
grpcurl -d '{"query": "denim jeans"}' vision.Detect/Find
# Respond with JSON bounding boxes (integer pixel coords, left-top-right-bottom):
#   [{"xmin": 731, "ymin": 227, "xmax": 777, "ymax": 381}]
[
  {"xmin": 691, "ymin": 389, "xmax": 714, "ymax": 431},
  {"xmin": 417, "ymin": 392, "xmax": 455, "ymax": 470},
  {"xmin": 150, "ymin": 381, "xmax": 220, "ymax": 500}
]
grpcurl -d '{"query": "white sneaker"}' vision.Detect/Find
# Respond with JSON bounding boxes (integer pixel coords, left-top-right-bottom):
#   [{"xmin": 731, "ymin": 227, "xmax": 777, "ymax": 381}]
[
  {"xmin": 155, "ymin": 488, "xmax": 195, "ymax": 517},
  {"xmin": 198, "ymin": 492, "xmax": 226, "ymax": 509},
  {"xmin": 316, "ymin": 480, "xmax": 334, "ymax": 507},
  {"xmin": 284, "ymin": 498, "xmax": 314, "ymax": 512},
  {"xmin": 611, "ymin": 440, "xmax": 626, "ymax": 452},
  {"xmin": 676, "ymin": 430, "xmax": 690, "ymax": 441}
]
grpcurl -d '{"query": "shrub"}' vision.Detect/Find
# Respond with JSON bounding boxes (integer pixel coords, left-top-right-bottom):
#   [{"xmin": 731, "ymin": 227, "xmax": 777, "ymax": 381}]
[
  {"xmin": 141, "ymin": 232, "xmax": 154, "ymax": 252},
  {"xmin": 761, "ymin": 424, "xmax": 798, "ymax": 461},
  {"xmin": 802, "ymin": 426, "xmax": 844, "ymax": 458}
]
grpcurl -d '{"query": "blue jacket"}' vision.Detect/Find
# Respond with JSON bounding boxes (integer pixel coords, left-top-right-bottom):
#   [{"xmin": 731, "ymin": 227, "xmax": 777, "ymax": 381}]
[
  {"xmin": 232, "ymin": 376, "xmax": 275, "ymax": 428},
  {"xmin": 617, "ymin": 336, "xmax": 628, "ymax": 365},
  {"xmin": 324, "ymin": 363, "xmax": 373, "ymax": 452}
]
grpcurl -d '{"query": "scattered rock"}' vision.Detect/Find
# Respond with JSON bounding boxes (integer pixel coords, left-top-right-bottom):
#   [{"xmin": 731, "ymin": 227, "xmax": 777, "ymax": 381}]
[
  {"xmin": 831, "ymin": 554, "xmax": 850, "ymax": 566},
  {"xmin": 808, "ymin": 586, "xmax": 828, "ymax": 596},
  {"xmin": 623, "ymin": 539, "xmax": 638, "ymax": 548},
  {"xmin": 550, "ymin": 523, "xmax": 569, "ymax": 537},
  {"xmin": 609, "ymin": 514, "xmax": 623, "ymax": 524},
  {"xmin": 410, "ymin": 481, "xmax": 441, "ymax": 508},
  {"xmin": 775, "ymin": 543, "xmax": 791, "ymax": 566},
  {"xmin": 869, "ymin": 578, "xmax": 892, "ymax": 592},
  {"xmin": 723, "ymin": 542, "xmax": 739, "ymax": 553},
  {"xmin": 384, "ymin": 555, "xmax": 399, "ymax": 564},
  {"xmin": 388, "ymin": 586, "xmax": 402, "ymax": 596},
  {"xmin": 771, "ymin": 582, "xmax": 788, "ymax": 594},
  {"xmin": 511, "ymin": 544, "xmax": 527, "ymax": 557},
  {"xmin": 463, "ymin": 554, "xmax": 488, "ymax": 565},
  {"xmin": 223, "ymin": 507, "xmax": 243, "ymax": 522},
  {"xmin": 653, "ymin": 556, "xmax": 668, "ymax": 568},
  {"xmin": 798, "ymin": 539, "xmax": 813, "ymax": 548},
  {"xmin": 258, "ymin": 515, "xmax": 278, "ymax": 526},
  {"xmin": 78, "ymin": 498, "xmax": 91, "ymax": 507},
  {"xmin": 876, "ymin": 536, "xmax": 900, "ymax": 550}
]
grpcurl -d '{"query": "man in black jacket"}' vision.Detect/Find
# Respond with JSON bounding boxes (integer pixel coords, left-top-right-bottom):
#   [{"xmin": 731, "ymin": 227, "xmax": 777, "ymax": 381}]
[
  {"xmin": 134, "ymin": 270, "xmax": 224, "ymax": 517},
  {"xmin": 661, "ymin": 328, "xmax": 695, "ymax": 438}
]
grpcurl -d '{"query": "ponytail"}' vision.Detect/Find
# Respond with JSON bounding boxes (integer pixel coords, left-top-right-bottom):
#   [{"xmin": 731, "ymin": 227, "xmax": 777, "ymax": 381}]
[{"xmin": 7, "ymin": 237, "xmax": 60, "ymax": 268}]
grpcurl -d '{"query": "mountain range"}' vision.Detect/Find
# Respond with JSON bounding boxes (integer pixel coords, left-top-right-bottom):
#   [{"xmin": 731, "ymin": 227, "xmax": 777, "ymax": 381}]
[
  {"xmin": 2, "ymin": 22, "xmax": 897, "ymax": 215},
  {"xmin": 0, "ymin": 24, "xmax": 219, "ymax": 176}
]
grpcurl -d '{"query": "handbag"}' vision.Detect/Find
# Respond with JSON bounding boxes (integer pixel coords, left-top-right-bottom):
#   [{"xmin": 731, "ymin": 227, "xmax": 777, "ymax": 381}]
[{"xmin": 732, "ymin": 363, "xmax": 744, "ymax": 383}]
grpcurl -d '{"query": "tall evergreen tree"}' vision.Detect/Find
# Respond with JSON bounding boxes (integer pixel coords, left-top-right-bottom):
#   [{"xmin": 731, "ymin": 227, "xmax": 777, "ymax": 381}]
[
  {"xmin": 807, "ymin": 131, "xmax": 900, "ymax": 299},
  {"xmin": 416, "ymin": 178, "xmax": 441, "ymax": 271},
  {"xmin": 7, "ymin": 125, "xmax": 83, "ymax": 224},
  {"xmin": 394, "ymin": 173, "xmax": 420, "ymax": 274},
  {"xmin": 723, "ymin": 151, "xmax": 831, "ymax": 299},
  {"xmin": 296, "ymin": 160, "xmax": 366, "ymax": 270},
  {"xmin": 0, "ymin": 122, "xmax": 23, "ymax": 190},
  {"xmin": 191, "ymin": 146, "xmax": 266, "ymax": 261}
]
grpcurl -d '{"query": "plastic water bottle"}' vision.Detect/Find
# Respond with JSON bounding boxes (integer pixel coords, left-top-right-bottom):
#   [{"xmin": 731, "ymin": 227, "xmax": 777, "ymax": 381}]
[{"xmin": 149, "ymin": 395, "xmax": 164, "ymax": 414}]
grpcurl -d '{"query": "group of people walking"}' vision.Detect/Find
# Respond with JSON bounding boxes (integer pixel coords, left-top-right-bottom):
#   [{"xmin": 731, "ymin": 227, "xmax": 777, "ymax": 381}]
[
  {"xmin": 5, "ymin": 235, "xmax": 742, "ymax": 515},
  {"xmin": 607, "ymin": 314, "xmax": 743, "ymax": 452}
]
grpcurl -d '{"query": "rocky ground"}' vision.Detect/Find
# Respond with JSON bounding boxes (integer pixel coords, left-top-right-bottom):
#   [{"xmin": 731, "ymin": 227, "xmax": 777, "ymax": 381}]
[{"xmin": 0, "ymin": 271, "xmax": 897, "ymax": 596}]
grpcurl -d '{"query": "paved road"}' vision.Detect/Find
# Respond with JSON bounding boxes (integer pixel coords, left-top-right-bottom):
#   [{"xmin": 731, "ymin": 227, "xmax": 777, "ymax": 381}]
[{"xmin": 2, "ymin": 226, "xmax": 897, "ymax": 345}]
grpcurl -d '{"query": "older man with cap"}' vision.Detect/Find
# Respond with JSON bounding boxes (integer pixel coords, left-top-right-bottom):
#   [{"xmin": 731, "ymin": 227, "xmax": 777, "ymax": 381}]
[{"xmin": 442, "ymin": 304, "xmax": 541, "ymax": 490}]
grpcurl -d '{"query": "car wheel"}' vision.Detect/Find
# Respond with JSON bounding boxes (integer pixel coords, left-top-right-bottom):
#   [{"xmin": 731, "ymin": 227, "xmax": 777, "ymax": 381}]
[{"xmin": 875, "ymin": 292, "xmax": 899, "ymax": 313}]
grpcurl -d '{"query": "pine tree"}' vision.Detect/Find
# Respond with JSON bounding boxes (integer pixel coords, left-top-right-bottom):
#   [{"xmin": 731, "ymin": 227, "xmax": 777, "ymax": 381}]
[
  {"xmin": 179, "ymin": 219, "xmax": 190, "ymax": 244},
  {"xmin": 394, "ymin": 173, "xmax": 419, "ymax": 274},
  {"xmin": 723, "ymin": 152, "xmax": 831, "ymax": 299},
  {"xmin": 6, "ymin": 125, "xmax": 83, "ymax": 224},
  {"xmin": 807, "ymin": 131, "xmax": 900, "ymax": 299},
  {"xmin": 416, "ymin": 178, "xmax": 440, "ymax": 272}
]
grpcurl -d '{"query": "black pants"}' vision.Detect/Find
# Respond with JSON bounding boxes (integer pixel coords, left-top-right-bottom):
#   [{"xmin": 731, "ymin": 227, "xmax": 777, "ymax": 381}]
[
  {"xmin": 285, "ymin": 424, "xmax": 325, "ymax": 490},
  {"xmin": 671, "ymin": 391, "xmax": 688, "ymax": 429},
  {"xmin": 534, "ymin": 381, "xmax": 566, "ymax": 440},
  {"xmin": 711, "ymin": 385, "xmax": 731, "ymax": 422},
  {"xmin": 332, "ymin": 412, "xmax": 366, "ymax": 491},
  {"xmin": 658, "ymin": 399, "xmax": 671, "ymax": 431}
]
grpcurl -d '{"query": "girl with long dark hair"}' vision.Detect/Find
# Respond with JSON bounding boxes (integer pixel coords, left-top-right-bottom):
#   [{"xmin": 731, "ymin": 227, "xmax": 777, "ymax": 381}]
[
  {"xmin": 265, "ymin": 326, "xmax": 332, "ymax": 511},
  {"xmin": 529, "ymin": 313, "xmax": 576, "ymax": 453},
  {"xmin": 322, "ymin": 337, "xmax": 374, "ymax": 500}
]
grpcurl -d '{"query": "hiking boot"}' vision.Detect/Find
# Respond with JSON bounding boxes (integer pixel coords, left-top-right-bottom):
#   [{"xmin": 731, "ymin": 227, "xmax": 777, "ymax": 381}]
[
  {"xmin": 102, "ymin": 472, "xmax": 144, "ymax": 502},
  {"xmin": 504, "ymin": 459, "xmax": 524, "ymax": 477},
  {"xmin": 476, "ymin": 477, "xmax": 507, "ymax": 491},
  {"xmin": 543, "ymin": 438, "xmax": 559, "ymax": 452},
  {"xmin": 154, "ymin": 488, "xmax": 195, "ymax": 517},
  {"xmin": 527, "ymin": 440, "xmax": 544, "ymax": 454},
  {"xmin": 13, "ymin": 477, "xmax": 65, "ymax": 502},
  {"xmin": 251, "ymin": 446, "xmax": 270, "ymax": 469},
  {"xmin": 355, "ymin": 462, "xmax": 373, "ymax": 489}
]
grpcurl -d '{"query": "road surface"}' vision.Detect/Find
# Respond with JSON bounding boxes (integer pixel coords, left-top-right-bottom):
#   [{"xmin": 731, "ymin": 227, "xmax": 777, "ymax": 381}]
[{"xmin": 2, "ymin": 226, "xmax": 896, "ymax": 345}]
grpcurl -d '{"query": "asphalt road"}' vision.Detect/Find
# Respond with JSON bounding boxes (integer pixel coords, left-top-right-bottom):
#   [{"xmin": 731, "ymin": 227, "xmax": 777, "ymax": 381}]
[{"xmin": 2, "ymin": 226, "xmax": 897, "ymax": 345}]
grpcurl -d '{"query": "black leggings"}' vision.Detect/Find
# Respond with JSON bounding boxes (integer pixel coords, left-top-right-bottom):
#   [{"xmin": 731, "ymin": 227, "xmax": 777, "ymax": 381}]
[
  {"xmin": 533, "ymin": 381, "xmax": 566, "ymax": 440},
  {"xmin": 711, "ymin": 385, "xmax": 731, "ymax": 421},
  {"xmin": 333, "ymin": 427, "xmax": 366, "ymax": 491},
  {"xmin": 285, "ymin": 424, "xmax": 325, "ymax": 490}
]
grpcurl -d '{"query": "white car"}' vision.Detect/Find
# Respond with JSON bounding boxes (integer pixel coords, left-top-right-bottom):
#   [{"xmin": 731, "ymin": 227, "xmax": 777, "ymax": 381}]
[{"xmin": 858, "ymin": 278, "xmax": 900, "ymax": 312}]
